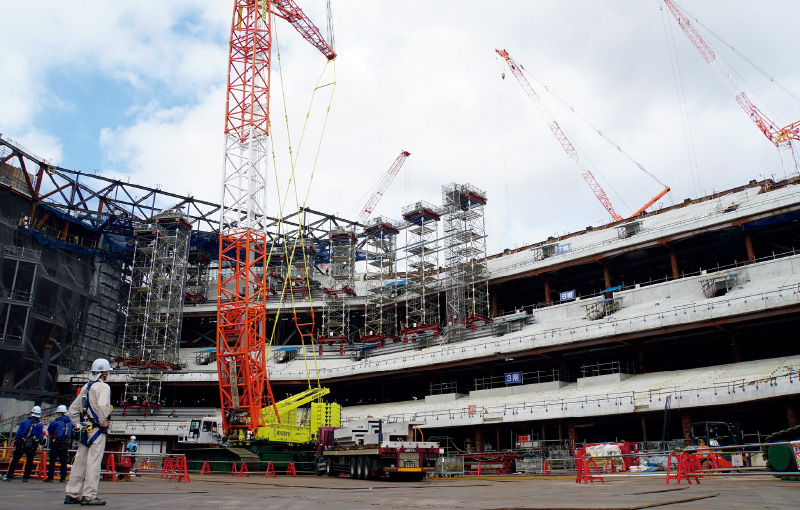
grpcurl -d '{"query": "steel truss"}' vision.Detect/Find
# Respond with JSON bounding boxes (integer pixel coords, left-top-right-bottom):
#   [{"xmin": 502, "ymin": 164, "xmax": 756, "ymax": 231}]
[
  {"xmin": 441, "ymin": 183, "xmax": 490, "ymax": 340},
  {"xmin": 119, "ymin": 212, "xmax": 191, "ymax": 410},
  {"xmin": 401, "ymin": 201, "xmax": 441, "ymax": 343},
  {"xmin": 361, "ymin": 217, "xmax": 399, "ymax": 346}
]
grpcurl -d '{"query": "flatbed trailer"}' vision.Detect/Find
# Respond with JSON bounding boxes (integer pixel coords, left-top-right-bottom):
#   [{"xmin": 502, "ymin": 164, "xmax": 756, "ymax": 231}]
[{"xmin": 314, "ymin": 420, "xmax": 440, "ymax": 480}]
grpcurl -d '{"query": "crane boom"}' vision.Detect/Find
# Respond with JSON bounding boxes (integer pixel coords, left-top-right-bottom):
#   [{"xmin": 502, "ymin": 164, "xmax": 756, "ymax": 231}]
[
  {"xmin": 496, "ymin": 49, "xmax": 623, "ymax": 222},
  {"xmin": 218, "ymin": 0, "xmax": 333, "ymax": 437},
  {"xmin": 662, "ymin": 0, "xmax": 799, "ymax": 172},
  {"xmin": 358, "ymin": 151, "xmax": 411, "ymax": 224}
]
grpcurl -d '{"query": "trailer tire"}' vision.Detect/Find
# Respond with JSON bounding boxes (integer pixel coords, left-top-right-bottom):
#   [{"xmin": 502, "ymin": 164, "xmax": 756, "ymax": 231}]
[
  {"xmin": 356, "ymin": 456, "xmax": 366, "ymax": 480},
  {"xmin": 326, "ymin": 458, "xmax": 335, "ymax": 477},
  {"xmin": 363, "ymin": 457, "xmax": 372, "ymax": 480},
  {"xmin": 315, "ymin": 458, "xmax": 325, "ymax": 476},
  {"xmin": 350, "ymin": 459, "xmax": 357, "ymax": 479}
]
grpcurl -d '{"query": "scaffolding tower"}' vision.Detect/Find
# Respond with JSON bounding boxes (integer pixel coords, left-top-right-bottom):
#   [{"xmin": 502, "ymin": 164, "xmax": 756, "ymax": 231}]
[
  {"xmin": 118, "ymin": 211, "xmax": 191, "ymax": 410},
  {"xmin": 361, "ymin": 217, "xmax": 399, "ymax": 346},
  {"xmin": 441, "ymin": 183, "xmax": 490, "ymax": 340},
  {"xmin": 401, "ymin": 201, "xmax": 441, "ymax": 343},
  {"xmin": 318, "ymin": 228, "xmax": 357, "ymax": 353}
]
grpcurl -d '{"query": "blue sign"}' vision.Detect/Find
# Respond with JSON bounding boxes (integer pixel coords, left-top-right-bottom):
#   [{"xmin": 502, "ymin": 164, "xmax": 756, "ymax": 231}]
[
  {"xmin": 556, "ymin": 243, "xmax": 571, "ymax": 254},
  {"xmin": 505, "ymin": 372, "xmax": 522, "ymax": 385},
  {"xmin": 560, "ymin": 289, "xmax": 576, "ymax": 301}
]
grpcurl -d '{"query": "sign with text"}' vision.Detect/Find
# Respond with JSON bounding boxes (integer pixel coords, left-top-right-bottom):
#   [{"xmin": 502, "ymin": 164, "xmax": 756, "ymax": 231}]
[
  {"xmin": 505, "ymin": 372, "xmax": 522, "ymax": 385},
  {"xmin": 560, "ymin": 289, "xmax": 576, "ymax": 301},
  {"xmin": 556, "ymin": 243, "xmax": 571, "ymax": 254}
]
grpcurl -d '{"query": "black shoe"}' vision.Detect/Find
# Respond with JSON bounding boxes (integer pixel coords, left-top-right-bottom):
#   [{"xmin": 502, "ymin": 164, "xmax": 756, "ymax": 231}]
[
  {"xmin": 21, "ymin": 478, "xmax": 28, "ymax": 482},
  {"xmin": 43, "ymin": 478, "xmax": 54, "ymax": 482},
  {"xmin": 2, "ymin": 476, "xmax": 11, "ymax": 482},
  {"xmin": 80, "ymin": 497, "xmax": 106, "ymax": 506},
  {"xmin": 64, "ymin": 495, "xmax": 81, "ymax": 504},
  {"xmin": 60, "ymin": 479, "xmax": 67, "ymax": 483}
]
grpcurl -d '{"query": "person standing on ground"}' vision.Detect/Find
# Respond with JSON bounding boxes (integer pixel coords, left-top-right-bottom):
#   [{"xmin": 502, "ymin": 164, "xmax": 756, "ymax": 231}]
[
  {"xmin": 125, "ymin": 435, "xmax": 138, "ymax": 474},
  {"xmin": 2, "ymin": 405, "xmax": 44, "ymax": 481},
  {"xmin": 45, "ymin": 404, "xmax": 72, "ymax": 483},
  {"xmin": 64, "ymin": 358, "xmax": 112, "ymax": 506}
]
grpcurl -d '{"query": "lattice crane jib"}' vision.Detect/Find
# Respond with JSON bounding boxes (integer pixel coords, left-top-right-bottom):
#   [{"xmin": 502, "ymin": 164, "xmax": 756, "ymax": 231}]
[
  {"xmin": 661, "ymin": 0, "xmax": 800, "ymax": 175},
  {"xmin": 216, "ymin": 0, "xmax": 335, "ymax": 436}
]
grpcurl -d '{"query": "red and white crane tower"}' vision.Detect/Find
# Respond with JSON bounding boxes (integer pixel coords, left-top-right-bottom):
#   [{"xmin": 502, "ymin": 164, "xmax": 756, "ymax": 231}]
[
  {"xmin": 496, "ymin": 49, "xmax": 670, "ymax": 222},
  {"xmin": 216, "ymin": 0, "xmax": 335, "ymax": 435},
  {"xmin": 662, "ymin": 0, "xmax": 800, "ymax": 174},
  {"xmin": 357, "ymin": 151, "xmax": 411, "ymax": 225}
]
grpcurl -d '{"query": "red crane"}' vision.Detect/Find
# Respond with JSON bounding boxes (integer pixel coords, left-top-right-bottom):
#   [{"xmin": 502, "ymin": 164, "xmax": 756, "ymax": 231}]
[
  {"xmin": 357, "ymin": 151, "xmax": 411, "ymax": 224},
  {"xmin": 217, "ymin": 0, "xmax": 335, "ymax": 436},
  {"xmin": 496, "ymin": 49, "xmax": 670, "ymax": 221},
  {"xmin": 662, "ymin": 0, "xmax": 799, "ymax": 174}
]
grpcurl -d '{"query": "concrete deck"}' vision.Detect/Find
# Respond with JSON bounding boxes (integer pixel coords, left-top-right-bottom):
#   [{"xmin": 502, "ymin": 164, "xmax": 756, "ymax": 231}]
[{"xmin": 0, "ymin": 473, "xmax": 797, "ymax": 509}]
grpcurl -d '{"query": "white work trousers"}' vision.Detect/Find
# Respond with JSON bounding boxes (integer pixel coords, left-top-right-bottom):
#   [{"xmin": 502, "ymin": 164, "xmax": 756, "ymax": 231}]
[{"xmin": 66, "ymin": 433, "xmax": 106, "ymax": 500}]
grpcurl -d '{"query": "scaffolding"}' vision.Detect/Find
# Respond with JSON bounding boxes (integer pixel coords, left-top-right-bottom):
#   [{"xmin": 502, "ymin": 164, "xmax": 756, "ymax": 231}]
[
  {"xmin": 401, "ymin": 201, "xmax": 441, "ymax": 343},
  {"xmin": 361, "ymin": 217, "xmax": 399, "ymax": 346},
  {"xmin": 119, "ymin": 212, "xmax": 191, "ymax": 410},
  {"xmin": 441, "ymin": 183, "xmax": 489, "ymax": 340},
  {"xmin": 319, "ymin": 228, "xmax": 356, "ymax": 352}
]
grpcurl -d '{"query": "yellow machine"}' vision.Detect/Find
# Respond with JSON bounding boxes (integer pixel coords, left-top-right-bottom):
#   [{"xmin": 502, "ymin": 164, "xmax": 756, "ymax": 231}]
[{"xmin": 233, "ymin": 386, "xmax": 341, "ymax": 444}]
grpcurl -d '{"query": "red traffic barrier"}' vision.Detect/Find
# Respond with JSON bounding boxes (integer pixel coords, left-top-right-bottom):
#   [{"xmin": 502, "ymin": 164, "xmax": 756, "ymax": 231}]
[
  {"xmin": 286, "ymin": 462, "xmax": 296, "ymax": 477},
  {"xmin": 231, "ymin": 462, "xmax": 238, "ymax": 476},
  {"xmin": 201, "ymin": 461, "xmax": 211, "ymax": 475},
  {"xmin": 239, "ymin": 463, "xmax": 250, "ymax": 477},
  {"xmin": 264, "ymin": 461, "xmax": 276, "ymax": 478}
]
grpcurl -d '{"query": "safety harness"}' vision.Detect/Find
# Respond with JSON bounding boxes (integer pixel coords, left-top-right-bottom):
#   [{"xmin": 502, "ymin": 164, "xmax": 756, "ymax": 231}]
[{"xmin": 78, "ymin": 381, "xmax": 107, "ymax": 447}]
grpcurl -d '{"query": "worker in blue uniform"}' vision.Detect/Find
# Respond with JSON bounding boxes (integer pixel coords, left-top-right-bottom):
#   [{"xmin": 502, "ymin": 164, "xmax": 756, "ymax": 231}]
[
  {"xmin": 3, "ymin": 405, "xmax": 45, "ymax": 481},
  {"xmin": 44, "ymin": 404, "xmax": 73, "ymax": 482}
]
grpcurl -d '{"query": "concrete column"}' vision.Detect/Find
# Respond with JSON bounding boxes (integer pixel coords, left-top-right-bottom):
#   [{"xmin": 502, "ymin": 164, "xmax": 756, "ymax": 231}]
[
  {"xmin": 543, "ymin": 277, "xmax": 551, "ymax": 305},
  {"xmin": 641, "ymin": 416, "xmax": 648, "ymax": 443},
  {"xmin": 567, "ymin": 421, "xmax": 577, "ymax": 452},
  {"xmin": 490, "ymin": 292, "xmax": 498, "ymax": 317},
  {"xmin": 669, "ymin": 245, "xmax": 679, "ymax": 279},
  {"xmin": 787, "ymin": 402, "xmax": 798, "ymax": 428},
  {"xmin": 602, "ymin": 263, "xmax": 611, "ymax": 290},
  {"xmin": 559, "ymin": 360, "xmax": 568, "ymax": 383},
  {"xmin": 475, "ymin": 429, "xmax": 485, "ymax": 453},
  {"xmin": 638, "ymin": 347, "xmax": 647, "ymax": 374},
  {"xmin": 744, "ymin": 230, "xmax": 755, "ymax": 263},
  {"xmin": 681, "ymin": 414, "xmax": 692, "ymax": 445},
  {"xmin": 496, "ymin": 428, "xmax": 502, "ymax": 451},
  {"xmin": 730, "ymin": 335, "xmax": 741, "ymax": 363},
  {"xmin": 541, "ymin": 424, "xmax": 547, "ymax": 442}
]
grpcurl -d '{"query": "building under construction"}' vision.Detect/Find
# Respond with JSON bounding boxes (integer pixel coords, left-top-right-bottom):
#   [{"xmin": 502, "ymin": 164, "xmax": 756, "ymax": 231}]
[{"xmin": 2, "ymin": 133, "xmax": 800, "ymax": 459}]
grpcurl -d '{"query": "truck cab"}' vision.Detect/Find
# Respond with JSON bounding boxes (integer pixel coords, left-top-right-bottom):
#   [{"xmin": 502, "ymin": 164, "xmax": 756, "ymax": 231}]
[{"xmin": 179, "ymin": 417, "xmax": 222, "ymax": 444}]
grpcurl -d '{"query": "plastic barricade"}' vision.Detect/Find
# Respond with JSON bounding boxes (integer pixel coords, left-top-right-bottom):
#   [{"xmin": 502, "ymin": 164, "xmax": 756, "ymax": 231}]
[
  {"xmin": 264, "ymin": 461, "xmax": 276, "ymax": 478},
  {"xmin": 286, "ymin": 462, "xmax": 296, "ymax": 476}
]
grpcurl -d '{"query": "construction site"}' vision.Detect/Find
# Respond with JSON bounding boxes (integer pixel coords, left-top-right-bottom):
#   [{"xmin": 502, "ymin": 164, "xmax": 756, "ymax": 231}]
[{"xmin": 2, "ymin": 1, "xmax": 800, "ymax": 508}]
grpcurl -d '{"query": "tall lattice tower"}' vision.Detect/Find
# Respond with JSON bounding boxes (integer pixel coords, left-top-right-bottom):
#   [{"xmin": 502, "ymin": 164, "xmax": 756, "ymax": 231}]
[
  {"xmin": 401, "ymin": 201, "xmax": 441, "ymax": 342},
  {"xmin": 441, "ymin": 183, "xmax": 489, "ymax": 340},
  {"xmin": 119, "ymin": 211, "xmax": 190, "ymax": 411},
  {"xmin": 361, "ymin": 216, "xmax": 399, "ymax": 346},
  {"xmin": 319, "ymin": 228, "xmax": 356, "ymax": 352}
]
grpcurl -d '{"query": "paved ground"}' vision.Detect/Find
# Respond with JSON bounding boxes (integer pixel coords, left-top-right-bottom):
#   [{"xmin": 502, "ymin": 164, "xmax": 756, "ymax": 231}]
[{"xmin": 0, "ymin": 473, "xmax": 797, "ymax": 509}]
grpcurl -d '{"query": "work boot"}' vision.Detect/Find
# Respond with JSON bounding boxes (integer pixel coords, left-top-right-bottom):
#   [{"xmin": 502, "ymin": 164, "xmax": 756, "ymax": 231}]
[
  {"xmin": 64, "ymin": 495, "xmax": 81, "ymax": 504},
  {"xmin": 43, "ymin": 478, "xmax": 54, "ymax": 482},
  {"xmin": 2, "ymin": 476, "xmax": 11, "ymax": 481},
  {"xmin": 21, "ymin": 478, "xmax": 28, "ymax": 482},
  {"xmin": 80, "ymin": 497, "xmax": 106, "ymax": 506}
]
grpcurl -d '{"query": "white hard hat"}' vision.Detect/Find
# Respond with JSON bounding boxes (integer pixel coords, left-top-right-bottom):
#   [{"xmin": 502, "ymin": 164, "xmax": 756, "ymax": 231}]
[
  {"xmin": 31, "ymin": 405, "xmax": 42, "ymax": 417},
  {"xmin": 56, "ymin": 405, "xmax": 68, "ymax": 414},
  {"xmin": 89, "ymin": 358, "xmax": 113, "ymax": 380},
  {"xmin": 131, "ymin": 435, "xmax": 137, "ymax": 441}
]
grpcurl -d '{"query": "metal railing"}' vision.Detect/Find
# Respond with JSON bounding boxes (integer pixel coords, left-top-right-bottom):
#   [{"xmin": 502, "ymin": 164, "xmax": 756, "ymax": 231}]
[{"xmin": 473, "ymin": 369, "xmax": 560, "ymax": 391}]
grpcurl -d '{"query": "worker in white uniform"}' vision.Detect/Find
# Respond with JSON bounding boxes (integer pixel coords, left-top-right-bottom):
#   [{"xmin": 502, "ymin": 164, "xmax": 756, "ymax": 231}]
[{"xmin": 64, "ymin": 358, "xmax": 112, "ymax": 506}]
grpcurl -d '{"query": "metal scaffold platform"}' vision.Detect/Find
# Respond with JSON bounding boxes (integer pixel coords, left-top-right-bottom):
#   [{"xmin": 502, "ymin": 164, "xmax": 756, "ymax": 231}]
[{"xmin": 401, "ymin": 201, "xmax": 441, "ymax": 343}]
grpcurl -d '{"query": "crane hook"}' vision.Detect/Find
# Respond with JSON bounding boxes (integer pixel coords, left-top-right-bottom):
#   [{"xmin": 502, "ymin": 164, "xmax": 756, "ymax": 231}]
[{"xmin": 501, "ymin": 72, "xmax": 505, "ymax": 80}]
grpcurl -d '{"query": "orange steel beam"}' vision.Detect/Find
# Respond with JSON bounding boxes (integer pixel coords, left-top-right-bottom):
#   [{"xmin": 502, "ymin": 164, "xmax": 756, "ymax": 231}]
[{"xmin": 630, "ymin": 186, "xmax": 670, "ymax": 218}]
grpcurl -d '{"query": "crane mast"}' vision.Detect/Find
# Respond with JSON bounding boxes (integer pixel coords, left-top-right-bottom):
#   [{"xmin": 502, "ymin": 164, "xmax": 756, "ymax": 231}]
[
  {"xmin": 496, "ymin": 49, "xmax": 624, "ymax": 222},
  {"xmin": 662, "ymin": 0, "xmax": 799, "ymax": 174},
  {"xmin": 358, "ymin": 151, "xmax": 411, "ymax": 225},
  {"xmin": 217, "ymin": 0, "xmax": 335, "ymax": 436}
]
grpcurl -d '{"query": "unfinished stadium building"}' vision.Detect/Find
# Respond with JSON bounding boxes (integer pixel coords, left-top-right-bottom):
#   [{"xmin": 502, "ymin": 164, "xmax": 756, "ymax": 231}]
[{"xmin": 3, "ymin": 134, "xmax": 800, "ymax": 459}]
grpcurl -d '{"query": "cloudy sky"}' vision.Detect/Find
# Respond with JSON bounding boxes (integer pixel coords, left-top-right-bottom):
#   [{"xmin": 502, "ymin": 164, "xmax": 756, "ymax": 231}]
[{"xmin": 2, "ymin": 1, "xmax": 799, "ymax": 254}]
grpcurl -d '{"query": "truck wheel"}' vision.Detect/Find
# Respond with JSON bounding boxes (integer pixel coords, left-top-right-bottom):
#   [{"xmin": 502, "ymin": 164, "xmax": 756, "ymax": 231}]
[
  {"xmin": 356, "ymin": 456, "xmax": 366, "ymax": 480},
  {"xmin": 326, "ymin": 458, "xmax": 335, "ymax": 477},
  {"xmin": 362, "ymin": 457, "xmax": 372, "ymax": 480},
  {"xmin": 350, "ymin": 459, "xmax": 357, "ymax": 479}
]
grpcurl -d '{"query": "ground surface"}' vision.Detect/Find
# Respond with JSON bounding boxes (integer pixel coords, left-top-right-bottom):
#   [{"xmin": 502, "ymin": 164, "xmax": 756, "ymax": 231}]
[{"xmin": 0, "ymin": 473, "xmax": 797, "ymax": 509}]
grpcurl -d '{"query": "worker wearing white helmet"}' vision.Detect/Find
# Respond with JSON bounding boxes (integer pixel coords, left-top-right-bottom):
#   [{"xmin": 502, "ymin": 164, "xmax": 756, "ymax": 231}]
[
  {"xmin": 65, "ymin": 358, "xmax": 113, "ymax": 506},
  {"xmin": 45, "ymin": 404, "xmax": 73, "ymax": 483},
  {"xmin": 2, "ymin": 405, "xmax": 44, "ymax": 482},
  {"xmin": 125, "ymin": 435, "xmax": 139, "ymax": 473}
]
